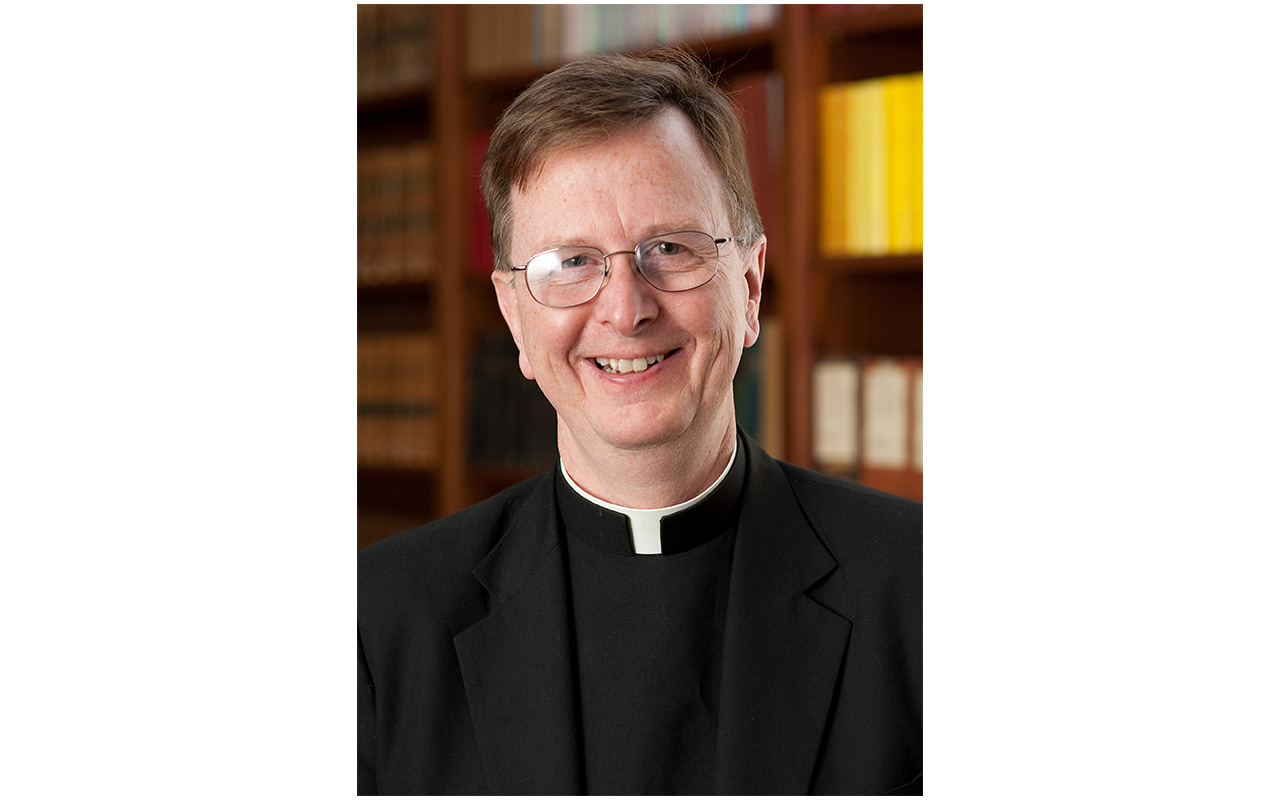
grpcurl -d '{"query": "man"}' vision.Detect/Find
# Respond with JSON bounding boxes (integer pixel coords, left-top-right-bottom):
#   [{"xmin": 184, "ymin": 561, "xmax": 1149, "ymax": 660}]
[{"xmin": 358, "ymin": 49, "xmax": 921, "ymax": 795}]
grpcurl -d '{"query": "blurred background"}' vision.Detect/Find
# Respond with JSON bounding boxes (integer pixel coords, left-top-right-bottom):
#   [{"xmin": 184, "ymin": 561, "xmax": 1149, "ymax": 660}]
[{"xmin": 357, "ymin": 4, "xmax": 923, "ymax": 549}]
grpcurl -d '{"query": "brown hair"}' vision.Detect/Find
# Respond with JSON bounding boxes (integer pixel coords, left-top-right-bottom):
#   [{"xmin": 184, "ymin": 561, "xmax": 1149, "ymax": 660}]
[{"xmin": 481, "ymin": 48, "xmax": 763, "ymax": 273}]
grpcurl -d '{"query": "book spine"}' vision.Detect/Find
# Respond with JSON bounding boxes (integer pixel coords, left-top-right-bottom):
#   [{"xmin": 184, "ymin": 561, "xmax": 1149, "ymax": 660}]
[
  {"xmin": 812, "ymin": 357, "xmax": 860, "ymax": 472},
  {"xmin": 818, "ymin": 84, "xmax": 847, "ymax": 256},
  {"xmin": 759, "ymin": 317, "xmax": 786, "ymax": 456},
  {"xmin": 908, "ymin": 72, "xmax": 924, "ymax": 252},
  {"xmin": 417, "ymin": 333, "xmax": 441, "ymax": 468},
  {"xmin": 356, "ymin": 5, "xmax": 380, "ymax": 98},
  {"xmin": 357, "ymin": 335, "xmax": 372, "ymax": 466},
  {"xmin": 860, "ymin": 78, "xmax": 889, "ymax": 255},
  {"xmin": 884, "ymin": 74, "xmax": 913, "ymax": 254},
  {"xmin": 469, "ymin": 133, "xmax": 494, "ymax": 276},
  {"xmin": 403, "ymin": 141, "xmax": 433, "ymax": 282},
  {"xmin": 910, "ymin": 359, "xmax": 923, "ymax": 475},
  {"xmin": 861, "ymin": 356, "xmax": 910, "ymax": 470}
]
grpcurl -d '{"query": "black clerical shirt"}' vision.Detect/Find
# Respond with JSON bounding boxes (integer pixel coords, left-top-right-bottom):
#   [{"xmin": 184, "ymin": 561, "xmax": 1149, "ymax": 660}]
[{"xmin": 554, "ymin": 443, "xmax": 747, "ymax": 795}]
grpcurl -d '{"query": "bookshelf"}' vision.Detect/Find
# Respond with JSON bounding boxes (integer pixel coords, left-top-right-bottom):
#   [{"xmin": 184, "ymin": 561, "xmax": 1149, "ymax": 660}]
[{"xmin": 357, "ymin": 4, "xmax": 924, "ymax": 549}]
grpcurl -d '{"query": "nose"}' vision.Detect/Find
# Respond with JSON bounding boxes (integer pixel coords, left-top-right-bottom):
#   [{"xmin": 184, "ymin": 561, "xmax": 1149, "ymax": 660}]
[{"xmin": 595, "ymin": 250, "xmax": 659, "ymax": 334}]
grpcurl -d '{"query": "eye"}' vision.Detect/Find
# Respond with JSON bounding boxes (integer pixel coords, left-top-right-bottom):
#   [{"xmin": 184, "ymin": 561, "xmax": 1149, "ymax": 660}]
[
  {"xmin": 653, "ymin": 241, "xmax": 683, "ymax": 256},
  {"xmin": 556, "ymin": 250, "xmax": 605, "ymax": 270}
]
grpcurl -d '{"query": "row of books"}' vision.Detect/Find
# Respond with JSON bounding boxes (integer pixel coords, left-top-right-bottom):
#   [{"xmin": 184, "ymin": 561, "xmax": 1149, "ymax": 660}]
[
  {"xmin": 356, "ymin": 4, "xmax": 434, "ymax": 100},
  {"xmin": 467, "ymin": 328, "xmax": 559, "ymax": 472},
  {"xmin": 358, "ymin": 332, "xmax": 440, "ymax": 469},
  {"xmin": 815, "ymin": 4, "xmax": 913, "ymax": 19},
  {"xmin": 357, "ymin": 326, "xmax": 558, "ymax": 474},
  {"xmin": 357, "ymin": 141, "xmax": 437, "ymax": 286},
  {"xmin": 464, "ymin": 4, "xmax": 780, "ymax": 77},
  {"xmin": 813, "ymin": 355, "xmax": 923, "ymax": 500},
  {"xmin": 818, "ymin": 73, "xmax": 924, "ymax": 257}
]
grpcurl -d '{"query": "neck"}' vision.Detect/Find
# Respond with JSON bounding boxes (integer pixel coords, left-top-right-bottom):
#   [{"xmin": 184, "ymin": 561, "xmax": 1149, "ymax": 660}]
[{"xmin": 558, "ymin": 421, "xmax": 738, "ymax": 509}]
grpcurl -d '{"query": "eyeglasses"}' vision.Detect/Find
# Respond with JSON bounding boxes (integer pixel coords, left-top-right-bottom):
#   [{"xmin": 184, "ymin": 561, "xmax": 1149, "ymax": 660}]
[{"xmin": 510, "ymin": 230, "xmax": 738, "ymax": 308}]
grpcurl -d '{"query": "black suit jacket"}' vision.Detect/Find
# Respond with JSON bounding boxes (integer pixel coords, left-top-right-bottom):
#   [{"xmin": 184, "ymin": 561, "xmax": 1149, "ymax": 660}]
[{"xmin": 358, "ymin": 435, "xmax": 922, "ymax": 795}]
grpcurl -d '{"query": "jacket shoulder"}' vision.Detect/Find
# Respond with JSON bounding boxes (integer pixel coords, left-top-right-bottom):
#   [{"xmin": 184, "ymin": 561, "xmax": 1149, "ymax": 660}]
[
  {"xmin": 358, "ymin": 472, "xmax": 551, "ymax": 620},
  {"xmin": 776, "ymin": 460, "xmax": 922, "ymax": 572}
]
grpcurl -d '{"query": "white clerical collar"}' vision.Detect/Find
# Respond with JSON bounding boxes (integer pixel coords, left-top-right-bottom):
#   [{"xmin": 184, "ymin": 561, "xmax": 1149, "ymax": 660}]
[{"xmin": 559, "ymin": 439, "xmax": 739, "ymax": 555}]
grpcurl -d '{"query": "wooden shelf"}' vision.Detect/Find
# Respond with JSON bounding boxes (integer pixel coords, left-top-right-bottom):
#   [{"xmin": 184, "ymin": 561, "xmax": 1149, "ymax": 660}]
[
  {"xmin": 357, "ymin": 83, "xmax": 432, "ymax": 115},
  {"xmin": 813, "ymin": 5, "xmax": 925, "ymax": 37},
  {"xmin": 356, "ymin": 278, "xmax": 435, "ymax": 295},
  {"xmin": 357, "ymin": 465, "xmax": 439, "ymax": 510},
  {"xmin": 357, "ymin": 283, "xmax": 433, "ymax": 333},
  {"xmin": 821, "ymin": 253, "xmax": 924, "ymax": 275}
]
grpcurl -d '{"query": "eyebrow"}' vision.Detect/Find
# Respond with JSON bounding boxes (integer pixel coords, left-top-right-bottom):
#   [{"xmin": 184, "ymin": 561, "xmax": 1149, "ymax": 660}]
[{"xmin": 529, "ymin": 222, "xmax": 715, "ymax": 254}]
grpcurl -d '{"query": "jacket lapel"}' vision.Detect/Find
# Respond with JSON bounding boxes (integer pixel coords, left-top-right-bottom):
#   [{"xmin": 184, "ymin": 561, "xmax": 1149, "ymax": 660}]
[
  {"xmin": 716, "ymin": 438, "xmax": 853, "ymax": 794},
  {"xmin": 453, "ymin": 476, "xmax": 582, "ymax": 794}
]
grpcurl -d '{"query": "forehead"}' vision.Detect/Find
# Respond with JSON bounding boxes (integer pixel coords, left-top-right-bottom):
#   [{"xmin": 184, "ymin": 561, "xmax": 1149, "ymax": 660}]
[{"xmin": 510, "ymin": 110, "xmax": 731, "ymax": 252}]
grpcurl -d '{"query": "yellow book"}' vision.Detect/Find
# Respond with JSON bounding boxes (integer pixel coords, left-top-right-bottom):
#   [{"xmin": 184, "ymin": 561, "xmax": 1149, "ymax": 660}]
[
  {"xmin": 884, "ymin": 74, "xmax": 913, "ymax": 254},
  {"xmin": 858, "ymin": 78, "xmax": 888, "ymax": 256},
  {"xmin": 839, "ymin": 84, "xmax": 858, "ymax": 254},
  {"xmin": 818, "ymin": 85, "xmax": 847, "ymax": 256},
  {"xmin": 908, "ymin": 72, "xmax": 924, "ymax": 253},
  {"xmin": 848, "ymin": 81, "xmax": 874, "ymax": 254},
  {"xmin": 844, "ymin": 82, "xmax": 862, "ymax": 254}
]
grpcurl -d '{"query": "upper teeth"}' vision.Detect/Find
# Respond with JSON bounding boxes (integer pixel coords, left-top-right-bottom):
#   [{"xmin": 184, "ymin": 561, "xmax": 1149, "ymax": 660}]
[{"xmin": 596, "ymin": 354, "xmax": 664, "ymax": 374}]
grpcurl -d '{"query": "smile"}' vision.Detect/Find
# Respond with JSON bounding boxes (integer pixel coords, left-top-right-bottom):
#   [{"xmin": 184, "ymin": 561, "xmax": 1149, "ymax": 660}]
[{"xmin": 594, "ymin": 353, "xmax": 667, "ymax": 374}]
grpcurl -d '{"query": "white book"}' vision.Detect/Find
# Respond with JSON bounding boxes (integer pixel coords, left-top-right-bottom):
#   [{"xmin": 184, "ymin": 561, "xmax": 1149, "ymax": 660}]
[
  {"xmin": 812, "ymin": 359, "xmax": 859, "ymax": 469},
  {"xmin": 912, "ymin": 365, "xmax": 924, "ymax": 472},
  {"xmin": 863, "ymin": 359, "xmax": 910, "ymax": 470}
]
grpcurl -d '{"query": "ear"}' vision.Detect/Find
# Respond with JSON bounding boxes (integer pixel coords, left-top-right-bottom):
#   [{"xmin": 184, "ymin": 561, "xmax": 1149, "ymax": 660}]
[
  {"xmin": 742, "ymin": 235, "xmax": 766, "ymax": 348},
  {"xmin": 492, "ymin": 270, "xmax": 537, "ymax": 380}
]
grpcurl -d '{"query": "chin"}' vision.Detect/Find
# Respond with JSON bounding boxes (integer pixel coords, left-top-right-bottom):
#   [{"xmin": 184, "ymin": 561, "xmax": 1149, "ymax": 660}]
[{"xmin": 586, "ymin": 413, "xmax": 691, "ymax": 452}]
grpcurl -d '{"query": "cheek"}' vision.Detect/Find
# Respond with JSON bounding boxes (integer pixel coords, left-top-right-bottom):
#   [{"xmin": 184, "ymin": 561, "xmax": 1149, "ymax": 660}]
[
  {"xmin": 710, "ymin": 287, "xmax": 748, "ymax": 345},
  {"xmin": 518, "ymin": 307, "xmax": 581, "ymax": 377},
  {"xmin": 685, "ymin": 291, "xmax": 746, "ymax": 384}
]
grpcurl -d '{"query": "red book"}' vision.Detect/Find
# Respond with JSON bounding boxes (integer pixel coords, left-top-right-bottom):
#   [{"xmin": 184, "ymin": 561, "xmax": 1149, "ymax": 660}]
[
  {"xmin": 468, "ymin": 132, "xmax": 494, "ymax": 277},
  {"xmin": 727, "ymin": 72, "xmax": 783, "ymax": 252}
]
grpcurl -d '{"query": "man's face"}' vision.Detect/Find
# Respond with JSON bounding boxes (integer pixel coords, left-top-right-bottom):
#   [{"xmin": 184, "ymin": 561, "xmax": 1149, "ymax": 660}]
[{"xmin": 492, "ymin": 109, "xmax": 765, "ymax": 461}]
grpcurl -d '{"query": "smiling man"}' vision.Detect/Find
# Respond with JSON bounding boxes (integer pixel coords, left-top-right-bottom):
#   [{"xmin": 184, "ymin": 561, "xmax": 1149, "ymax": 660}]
[
  {"xmin": 495, "ymin": 104, "xmax": 760, "ymax": 517},
  {"xmin": 358, "ymin": 50, "xmax": 922, "ymax": 796}
]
